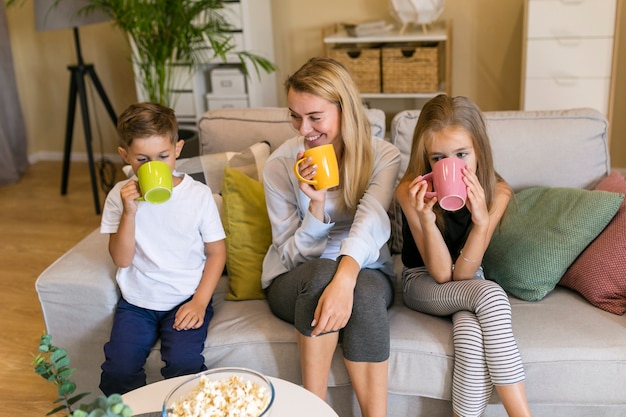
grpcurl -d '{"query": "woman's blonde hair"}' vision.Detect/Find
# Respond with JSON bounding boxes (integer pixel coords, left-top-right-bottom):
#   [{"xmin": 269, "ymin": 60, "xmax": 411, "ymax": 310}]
[
  {"xmin": 285, "ymin": 57, "xmax": 373, "ymax": 212},
  {"xmin": 402, "ymin": 94, "xmax": 503, "ymax": 225}
]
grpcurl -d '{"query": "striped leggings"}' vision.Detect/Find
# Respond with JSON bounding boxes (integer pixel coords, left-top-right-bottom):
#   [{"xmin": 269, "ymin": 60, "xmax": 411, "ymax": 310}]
[{"xmin": 402, "ymin": 266, "xmax": 525, "ymax": 417}]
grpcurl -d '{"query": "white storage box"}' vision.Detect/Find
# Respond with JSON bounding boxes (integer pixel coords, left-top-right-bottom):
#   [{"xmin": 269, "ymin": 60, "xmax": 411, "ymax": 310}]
[
  {"xmin": 205, "ymin": 94, "xmax": 249, "ymax": 110},
  {"xmin": 210, "ymin": 67, "xmax": 247, "ymax": 95}
]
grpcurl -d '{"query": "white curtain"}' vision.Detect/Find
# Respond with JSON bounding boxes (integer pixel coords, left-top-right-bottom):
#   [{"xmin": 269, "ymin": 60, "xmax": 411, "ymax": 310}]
[{"xmin": 0, "ymin": 4, "xmax": 28, "ymax": 185}]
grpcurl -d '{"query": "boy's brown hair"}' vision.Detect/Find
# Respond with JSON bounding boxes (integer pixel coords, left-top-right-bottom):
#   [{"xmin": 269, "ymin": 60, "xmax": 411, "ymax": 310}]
[{"xmin": 116, "ymin": 102, "xmax": 178, "ymax": 149}]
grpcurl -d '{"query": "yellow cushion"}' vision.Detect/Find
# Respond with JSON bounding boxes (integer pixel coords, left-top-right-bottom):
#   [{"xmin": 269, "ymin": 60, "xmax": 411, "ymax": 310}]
[{"xmin": 221, "ymin": 167, "xmax": 271, "ymax": 300}]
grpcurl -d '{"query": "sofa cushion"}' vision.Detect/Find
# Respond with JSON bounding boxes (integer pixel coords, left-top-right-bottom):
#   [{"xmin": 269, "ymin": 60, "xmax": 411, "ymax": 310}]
[
  {"xmin": 175, "ymin": 141, "xmax": 270, "ymax": 194},
  {"xmin": 198, "ymin": 107, "xmax": 387, "ymax": 154},
  {"xmin": 221, "ymin": 167, "xmax": 271, "ymax": 301},
  {"xmin": 388, "ymin": 108, "xmax": 611, "ymax": 255},
  {"xmin": 559, "ymin": 171, "xmax": 626, "ymax": 315},
  {"xmin": 507, "ymin": 288, "xmax": 626, "ymax": 408},
  {"xmin": 483, "ymin": 186, "xmax": 623, "ymax": 301}
]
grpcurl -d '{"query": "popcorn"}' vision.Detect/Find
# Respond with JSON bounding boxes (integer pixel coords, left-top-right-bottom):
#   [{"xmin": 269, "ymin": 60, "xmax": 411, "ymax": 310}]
[{"xmin": 168, "ymin": 374, "xmax": 270, "ymax": 417}]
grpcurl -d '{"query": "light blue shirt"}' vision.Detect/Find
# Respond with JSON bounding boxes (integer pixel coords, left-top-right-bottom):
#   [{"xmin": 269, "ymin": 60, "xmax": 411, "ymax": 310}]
[{"xmin": 261, "ymin": 136, "xmax": 401, "ymax": 288}]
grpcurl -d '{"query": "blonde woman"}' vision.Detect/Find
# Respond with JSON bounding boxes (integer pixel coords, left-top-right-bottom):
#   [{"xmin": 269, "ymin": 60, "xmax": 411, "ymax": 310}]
[{"xmin": 261, "ymin": 57, "xmax": 401, "ymax": 417}]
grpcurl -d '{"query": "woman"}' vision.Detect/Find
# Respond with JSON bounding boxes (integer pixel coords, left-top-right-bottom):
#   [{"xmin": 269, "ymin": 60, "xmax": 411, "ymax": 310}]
[
  {"xmin": 396, "ymin": 94, "xmax": 532, "ymax": 417},
  {"xmin": 261, "ymin": 57, "xmax": 401, "ymax": 417}
]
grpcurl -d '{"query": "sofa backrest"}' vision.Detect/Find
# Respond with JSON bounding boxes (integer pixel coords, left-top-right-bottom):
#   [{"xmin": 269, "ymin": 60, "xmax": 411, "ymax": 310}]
[
  {"xmin": 389, "ymin": 108, "xmax": 611, "ymax": 192},
  {"xmin": 198, "ymin": 107, "xmax": 387, "ymax": 155}
]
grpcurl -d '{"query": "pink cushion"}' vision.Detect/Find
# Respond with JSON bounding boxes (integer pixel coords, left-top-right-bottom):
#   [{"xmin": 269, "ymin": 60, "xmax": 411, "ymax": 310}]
[{"xmin": 559, "ymin": 172, "xmax": 626, "ymax": 315}]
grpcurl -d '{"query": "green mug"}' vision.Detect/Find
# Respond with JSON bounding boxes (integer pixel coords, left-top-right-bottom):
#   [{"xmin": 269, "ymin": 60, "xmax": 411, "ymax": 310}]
[{"xmin": 137, "ymin": 161, "xmax": 172, "ymax": 204}]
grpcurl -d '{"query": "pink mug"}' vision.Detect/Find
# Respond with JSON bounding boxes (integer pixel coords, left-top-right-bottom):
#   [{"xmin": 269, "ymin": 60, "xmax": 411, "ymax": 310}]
[{"xmin": 420, "ymin": 158, "xmax": 467, "ymax": 211}]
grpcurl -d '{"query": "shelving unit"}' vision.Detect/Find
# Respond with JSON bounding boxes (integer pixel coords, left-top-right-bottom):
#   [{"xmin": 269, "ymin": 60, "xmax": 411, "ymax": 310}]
[
  {"xmin": 133, "ymin": 0, "xmax": 278, "ymax": 126},
  {"xmin": 323, "ymin": 20, "xmax": 451, "ymax": 101},
  {"xmin": 520, "ymin": 0, "xmax": 621, "ymax": 140}
]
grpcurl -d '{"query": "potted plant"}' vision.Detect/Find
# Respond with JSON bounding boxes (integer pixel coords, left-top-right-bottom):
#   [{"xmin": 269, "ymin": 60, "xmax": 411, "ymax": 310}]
[
  {"xmin": 8, "ymin": 0, "xmax": 277, "ymax": 157},
  {"xmin": 74, "ymin": 0, "xmax": 277, "ymax": 158},
  {"xmin": 33, "ymin": 333, "xmax": 133, "ymax": 417},
  {"xmin": 78, "ymin": 0, "xmax": 276, "ymax": 108}
]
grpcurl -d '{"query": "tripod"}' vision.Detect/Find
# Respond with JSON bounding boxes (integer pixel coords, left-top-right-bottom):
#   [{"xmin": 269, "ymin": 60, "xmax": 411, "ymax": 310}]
[{"xmin": 61, "ymin": 27, "xmax": 117, "ymax": 215}]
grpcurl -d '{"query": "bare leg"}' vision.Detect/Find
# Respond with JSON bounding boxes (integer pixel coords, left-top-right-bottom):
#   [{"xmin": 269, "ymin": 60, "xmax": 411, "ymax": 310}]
[
  {"xmin": 296, "ymin": 330, "xmax": 338, "ymax": 400},
  {"xmin": 344, "ymin": 359, "xmax": 388, "ymax": 417},
  {"xmin": 496, "ymin": 381, "xmax": 533, "ymax": 417}
]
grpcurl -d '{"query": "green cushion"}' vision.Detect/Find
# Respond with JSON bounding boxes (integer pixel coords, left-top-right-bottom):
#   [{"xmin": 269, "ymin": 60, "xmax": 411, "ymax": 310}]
[
  {"xmin": 483, "ymin": 186, "xmax": 623, "ymax": 301},
  {"xmin": 221, "ymin": 167, "xmax": 271, "ymax": 301}
]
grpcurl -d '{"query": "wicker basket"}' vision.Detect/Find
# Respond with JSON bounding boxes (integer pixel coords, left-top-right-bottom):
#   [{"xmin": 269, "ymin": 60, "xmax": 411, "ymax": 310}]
[
  {"xmin": 382, "ymin": 44, "xmax": 439, "ymax": 93},
  {"xmin": 328, "ymin": 46, "xmax": 381, "ymax": 93}
]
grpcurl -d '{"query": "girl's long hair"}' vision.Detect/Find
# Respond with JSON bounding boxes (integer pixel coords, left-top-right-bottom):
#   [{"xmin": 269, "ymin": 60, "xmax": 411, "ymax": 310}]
[
  {"xmin": 285, "ymin": 57, "xmax": 373, "ymax": 212},
  {"xmin": 401, "ymin": 94, "xmax": 503, "ymax": 227}
]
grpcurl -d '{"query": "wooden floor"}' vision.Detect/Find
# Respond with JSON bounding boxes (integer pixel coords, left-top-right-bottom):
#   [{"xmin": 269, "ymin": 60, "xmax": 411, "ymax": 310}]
[{"xmin": 0, "ymin": 161, "xmax": 123, "ymax": 416}]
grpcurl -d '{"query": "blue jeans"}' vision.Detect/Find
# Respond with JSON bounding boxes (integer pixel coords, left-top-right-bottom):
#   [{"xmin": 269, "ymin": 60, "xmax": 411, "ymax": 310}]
[{"xmin": 99, "ymin": 297, "xmax": 213, "ymax": 396}]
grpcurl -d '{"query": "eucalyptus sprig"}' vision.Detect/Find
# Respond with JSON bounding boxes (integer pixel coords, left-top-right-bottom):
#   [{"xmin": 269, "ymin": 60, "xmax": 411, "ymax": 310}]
[{"xmin": 33, "ymin": 334, "xmax": 133, "ymax": 417}]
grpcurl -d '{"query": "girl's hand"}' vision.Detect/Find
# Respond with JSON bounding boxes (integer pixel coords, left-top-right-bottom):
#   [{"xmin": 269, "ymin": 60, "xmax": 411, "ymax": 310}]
[
  {"xmin": 463, "ymin": 167, "xmax": 489, "ymax": 226},
  {"xmin": 173, "ymin": 299, "xmax": 206, "ymax": 331},
  {"xmin": 120, "ymin": 180, "xmax": 141, "ymax": 214},
  {"xmin": 407, "ymin": 176, "xmax": 437, "ymax": 224}
]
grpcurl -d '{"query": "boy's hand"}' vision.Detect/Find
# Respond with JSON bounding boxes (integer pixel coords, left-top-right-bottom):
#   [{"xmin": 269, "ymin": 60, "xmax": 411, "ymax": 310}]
[
  {"xmin": 120, "ymin": 180, "xmax": 141, "ymax": 214},
  {"xmin": 173, "ymin": 299, "xmax": 207, "ymax": 331}
]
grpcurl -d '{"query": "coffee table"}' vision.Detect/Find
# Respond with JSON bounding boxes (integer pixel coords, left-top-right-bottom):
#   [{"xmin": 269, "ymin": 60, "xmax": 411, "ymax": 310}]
[{"xmin": 122, "ymin": 374, "xmax": 339, "ymax": 417}]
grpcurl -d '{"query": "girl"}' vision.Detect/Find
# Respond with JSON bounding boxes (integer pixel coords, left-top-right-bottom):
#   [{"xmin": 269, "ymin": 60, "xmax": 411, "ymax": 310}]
[{"xmin": 396, "ymin": 94, "xmax": 533, "ymax": 417}]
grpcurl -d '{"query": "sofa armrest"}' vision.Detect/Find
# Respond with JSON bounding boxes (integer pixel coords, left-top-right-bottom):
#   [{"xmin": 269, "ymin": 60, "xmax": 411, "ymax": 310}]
[{"xmin": 36, "ymin": 228, "xmax": 119, "ymax": 397}]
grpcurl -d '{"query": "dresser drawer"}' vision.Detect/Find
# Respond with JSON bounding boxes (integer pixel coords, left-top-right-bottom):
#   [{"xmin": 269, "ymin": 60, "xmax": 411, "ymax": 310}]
[
  {"xmin": 527, "ymin": 0, "xmax": 616, "ymax": 38},
  {"xmin": 525, "ymin": 38, "xmax": 613, "ymax": 78},
  {"xmin": 524, "ymin": 78, "xmax": 610, "ymax": 114}
]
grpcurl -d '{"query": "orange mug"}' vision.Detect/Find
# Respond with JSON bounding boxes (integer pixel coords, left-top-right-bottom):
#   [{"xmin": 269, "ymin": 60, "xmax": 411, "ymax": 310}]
[{"xmin": 294, "ymin": 144, "xmax": 340, "ymax": 190}]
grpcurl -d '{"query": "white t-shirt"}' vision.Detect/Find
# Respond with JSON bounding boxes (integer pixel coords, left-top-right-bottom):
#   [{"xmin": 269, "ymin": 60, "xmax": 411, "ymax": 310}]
[{"xmin": 101, "ymin": 172, "xmax": 225, "ymax": 311}]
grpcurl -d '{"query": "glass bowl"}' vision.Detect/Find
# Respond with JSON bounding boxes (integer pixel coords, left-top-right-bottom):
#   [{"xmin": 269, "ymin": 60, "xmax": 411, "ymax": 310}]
[{"xmin": 162, "ymin": 367, "xmax": 274, "ymax": 417}]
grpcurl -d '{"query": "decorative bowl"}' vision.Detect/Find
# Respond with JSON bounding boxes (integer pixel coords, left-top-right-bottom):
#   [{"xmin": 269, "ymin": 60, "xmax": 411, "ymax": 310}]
[{"xmin": 162, "ymin": 367, "xmax": 274, "ymax": 417}]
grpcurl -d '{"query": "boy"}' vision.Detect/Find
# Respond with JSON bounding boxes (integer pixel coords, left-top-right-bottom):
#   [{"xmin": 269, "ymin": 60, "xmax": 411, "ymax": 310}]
[{"xmin": 99, "ymin": 102, "xmax": 226, "ymax": 395}]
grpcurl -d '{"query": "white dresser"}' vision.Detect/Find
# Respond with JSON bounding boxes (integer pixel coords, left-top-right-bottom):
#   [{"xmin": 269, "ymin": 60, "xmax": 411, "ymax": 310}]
[{"xmin": 520, "ymin": 0, "xmax": 620, "ymax": 134}]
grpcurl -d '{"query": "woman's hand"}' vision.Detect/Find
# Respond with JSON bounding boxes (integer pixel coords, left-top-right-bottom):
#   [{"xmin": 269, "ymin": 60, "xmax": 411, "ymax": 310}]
[
  {"xmin": 407, "ymin": 176, "xmax": 437, "ymax": 224},
  {"xmin": 310, "ymin": 256, "xmax": 359, "ymax": 337},
  {"xmin": 310, "ymin": 278, "xmax": 354, "ymax": 337},
  {"xmin": 295, "ymin": 150, "xmax": 327, "ymax": 221},
  {"xmin": 295, "ymin": 150, "xmax": 327, "ymax": 200},
  {"xmin": 462, "ymin": 167, "xmax": 489, "ymax": 227}
]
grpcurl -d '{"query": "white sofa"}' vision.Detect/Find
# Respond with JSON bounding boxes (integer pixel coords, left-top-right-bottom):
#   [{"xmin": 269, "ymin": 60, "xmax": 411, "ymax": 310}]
[{"xmin": 36, "ymin": 107, "xmax": 626, "ymax": 417}]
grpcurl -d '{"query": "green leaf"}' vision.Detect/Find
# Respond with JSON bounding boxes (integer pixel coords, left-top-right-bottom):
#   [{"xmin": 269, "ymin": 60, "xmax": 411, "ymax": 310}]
[
  {"xmin": 46, "ymin": 404, "xmax": 69, "ymax": 416},
  {"xmin": 58, "ymin": 380, "xmax": 77, "ymax": 396},
  {"xmin": 110, "ymin": 402, "xmax": 124, "ymax": 414},
  {"xmin": 68, "ymin": 392, "xmax": 91, "ymax": 406},
  {"xmin": 50, "ymin": 347, "xmax": 67, "ymax": 361},
  {"xmin": 57, "ymin": 367, "xmax": 76, "ymax": 380}
]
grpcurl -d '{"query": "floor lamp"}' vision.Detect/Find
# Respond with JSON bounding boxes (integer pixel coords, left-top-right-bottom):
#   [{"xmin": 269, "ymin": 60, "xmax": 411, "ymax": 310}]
[{"xmin": 35, "ymin": 0, "xmax": 117, "ymax": 215}]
